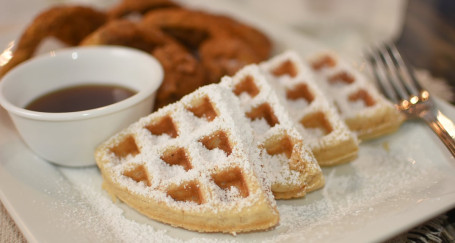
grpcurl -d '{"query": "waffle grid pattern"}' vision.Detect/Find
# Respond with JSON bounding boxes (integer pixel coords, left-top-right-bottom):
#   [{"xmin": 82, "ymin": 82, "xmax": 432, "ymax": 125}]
[
  {"xmin": 221, "ymin": 65, "xmax": 324, "ymax": 198},
  {"xmin": 260, "ymin": 51, "xmax": 359, "ymax": 166}
]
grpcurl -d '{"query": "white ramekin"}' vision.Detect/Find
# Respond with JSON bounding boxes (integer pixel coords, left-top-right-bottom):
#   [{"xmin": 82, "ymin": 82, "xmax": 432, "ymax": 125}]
[{"xmin": 0, "ymin": 46, "xmax": 163, "ymax": 167}]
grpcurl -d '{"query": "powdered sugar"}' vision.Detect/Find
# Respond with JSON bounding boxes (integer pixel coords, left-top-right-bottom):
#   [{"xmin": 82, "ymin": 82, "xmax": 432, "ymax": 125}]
[
  {"xmin": 260, "ymin": 152, "xmax": 300, "ymax": 186},
  {"xmin": 269, "ymin": 142, "xmax": 440, "ymax": 242},
  {"xmin": 220, "ymin": 64, "xmax": 324, "ymax": 197},
  {"xmin": 214, "ymin": 185, "xmax": 242, "ymax": 202},
  {"xmin": 56, "ymin": 122, "xmax": 449, "ymax": 242},
  {"xmin": 302, "ymin": 127, "xmax": 327, "ymax": 139},
  {"xmin": 198, "ymin": 145, "xmax": 229, "ymax": 165},
  {"xmin": 259, "ymin": 51, "xmax": 358, "ymax": 165},
  {"xmin": 347, "ymin": 98, "xmax": 366, "ymax": 111},
  {"xmin": 95, "ymin": 84, "xmax": 279, "ymax": 233},
  {"xmin": 249, "ymin": 118, "xmax": 271, "ymax": 139},
  {"xmin": 306, "ymin": 51, "xmax": 403, "ymax": 139},
  {"xmin": 286, "ymin": 99, "xmax": 310, "ymax": 113}
]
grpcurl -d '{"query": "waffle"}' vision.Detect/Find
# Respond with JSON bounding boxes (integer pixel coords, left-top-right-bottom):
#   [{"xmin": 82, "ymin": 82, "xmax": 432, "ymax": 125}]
[
  {"xmin": 259, "ymin": 51, "xmax": 359, "ymax": 166},
  {"xmin": 307, "ymin": 51, "xmax": 404, "ymax": 140},
  {"xmin": 220, "ymin": 66, "xmax": 324, "ymax": 199},
  {"xmin": 95, "ymin": 84, "xmax": 279, "ymax": 234}
]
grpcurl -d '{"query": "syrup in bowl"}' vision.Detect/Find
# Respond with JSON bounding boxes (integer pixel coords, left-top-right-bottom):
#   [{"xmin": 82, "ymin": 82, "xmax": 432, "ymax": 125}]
[{"xmin": 25, "ymin": 84, "xmax": 137, "ymax": 113}]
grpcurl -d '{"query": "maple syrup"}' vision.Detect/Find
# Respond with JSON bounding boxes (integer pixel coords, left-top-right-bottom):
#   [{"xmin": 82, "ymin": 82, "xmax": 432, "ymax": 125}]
[{"xmin": 25, "ymin": 84, "xmax": 136, "ymax": 112}]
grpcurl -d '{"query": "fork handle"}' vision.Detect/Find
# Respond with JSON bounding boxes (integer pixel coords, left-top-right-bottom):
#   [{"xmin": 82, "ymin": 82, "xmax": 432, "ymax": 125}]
[{"xmin": 421, "ymin": 110, "xmax": 455, "ymax": 157}]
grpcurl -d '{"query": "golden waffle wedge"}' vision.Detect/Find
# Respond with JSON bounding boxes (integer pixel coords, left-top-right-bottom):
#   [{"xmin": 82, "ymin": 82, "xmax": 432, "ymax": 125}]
[
  {"xmin": 95, "ymin": 84, "xmax": 279, "ymax": 234},
  {"xmin": 260, "ymin": 51, "xmax": 359, "ymax": 166},
  {"xmin": 307, "ymin": 51, "xmax": 405, "ymax": 140},
  {"xmin": 220, "ymin": 65, "xmax": 324, "ymax": 199}
]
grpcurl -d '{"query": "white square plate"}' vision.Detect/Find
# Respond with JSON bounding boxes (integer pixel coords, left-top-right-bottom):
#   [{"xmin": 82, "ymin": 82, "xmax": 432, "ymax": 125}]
[{"xmin": 1, "ymin": 1, "xmax": 455, "ymax": 242}]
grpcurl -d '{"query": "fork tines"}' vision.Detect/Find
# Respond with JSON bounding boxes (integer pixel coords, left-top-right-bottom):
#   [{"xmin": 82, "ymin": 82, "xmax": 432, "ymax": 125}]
[
  {"xmin": 367, "ymin": 42, "xmax": 455, "ymax": 157},
  {"xmin": 367, "ymin": 43, "xmax": 429, "ymax": 107}
]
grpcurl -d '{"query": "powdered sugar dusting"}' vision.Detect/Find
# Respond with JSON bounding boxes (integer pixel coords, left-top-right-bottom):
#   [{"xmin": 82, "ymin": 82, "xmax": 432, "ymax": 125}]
[
  {"xmin": 56, "ymin": 51, "xmax": 437, "ymax": 241},
  {"xmin": 303, "ymin": 127, "xmax": 327, "ymax": 139},
  {"xmin": 249, "ymin": 118, "xmax": 271, "ymax": 139},
  {"xmin": 220, "ymin": 64, "xmax": 324, "ymax": 197},
  {"xmin": 259, "ymin": 51, "xmax": 358, "ymax": 165},
  {"xmin": 56, "ymin": 122, "xmax": 450, "ymax": 242},
  {"xmin": 95, "ymin": 84, "xmax": 278, "ymax": 231},
  {"xmin": 286, "ymin": 99, "xmax": 310, "ymax": 113},
  {"xmin": 58, "ymin": 168, "xmax": 228, "ymax": 243},
  {"xmin": 269, "ymin": 143, "xmax": 441, "ymax": 242},
  {"xmin": 260, "ymin": 152, "xmax": 300, "ymax": 186},
  {"xmin": 306, "ymin": 51, "xmax": 403, "ymax": 139}
]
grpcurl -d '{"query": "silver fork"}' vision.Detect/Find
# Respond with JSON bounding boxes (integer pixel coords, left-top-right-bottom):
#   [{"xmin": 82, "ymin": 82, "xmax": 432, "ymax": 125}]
[{"xmin": 367, "ymin": 42, "xmax": 455, "ymax": 157}]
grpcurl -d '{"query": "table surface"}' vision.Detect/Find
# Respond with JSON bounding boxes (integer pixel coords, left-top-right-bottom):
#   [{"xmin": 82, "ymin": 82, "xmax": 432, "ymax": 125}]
[{"xmin": 1, "ymin": 0, "xmax": 454, "ymax": 242}]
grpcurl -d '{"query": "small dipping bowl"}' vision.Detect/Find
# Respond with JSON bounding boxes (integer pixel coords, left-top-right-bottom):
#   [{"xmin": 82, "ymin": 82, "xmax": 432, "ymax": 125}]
[{"xmin": 0, "ymin": 46, "xmax": 163, "ymax": 167}]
